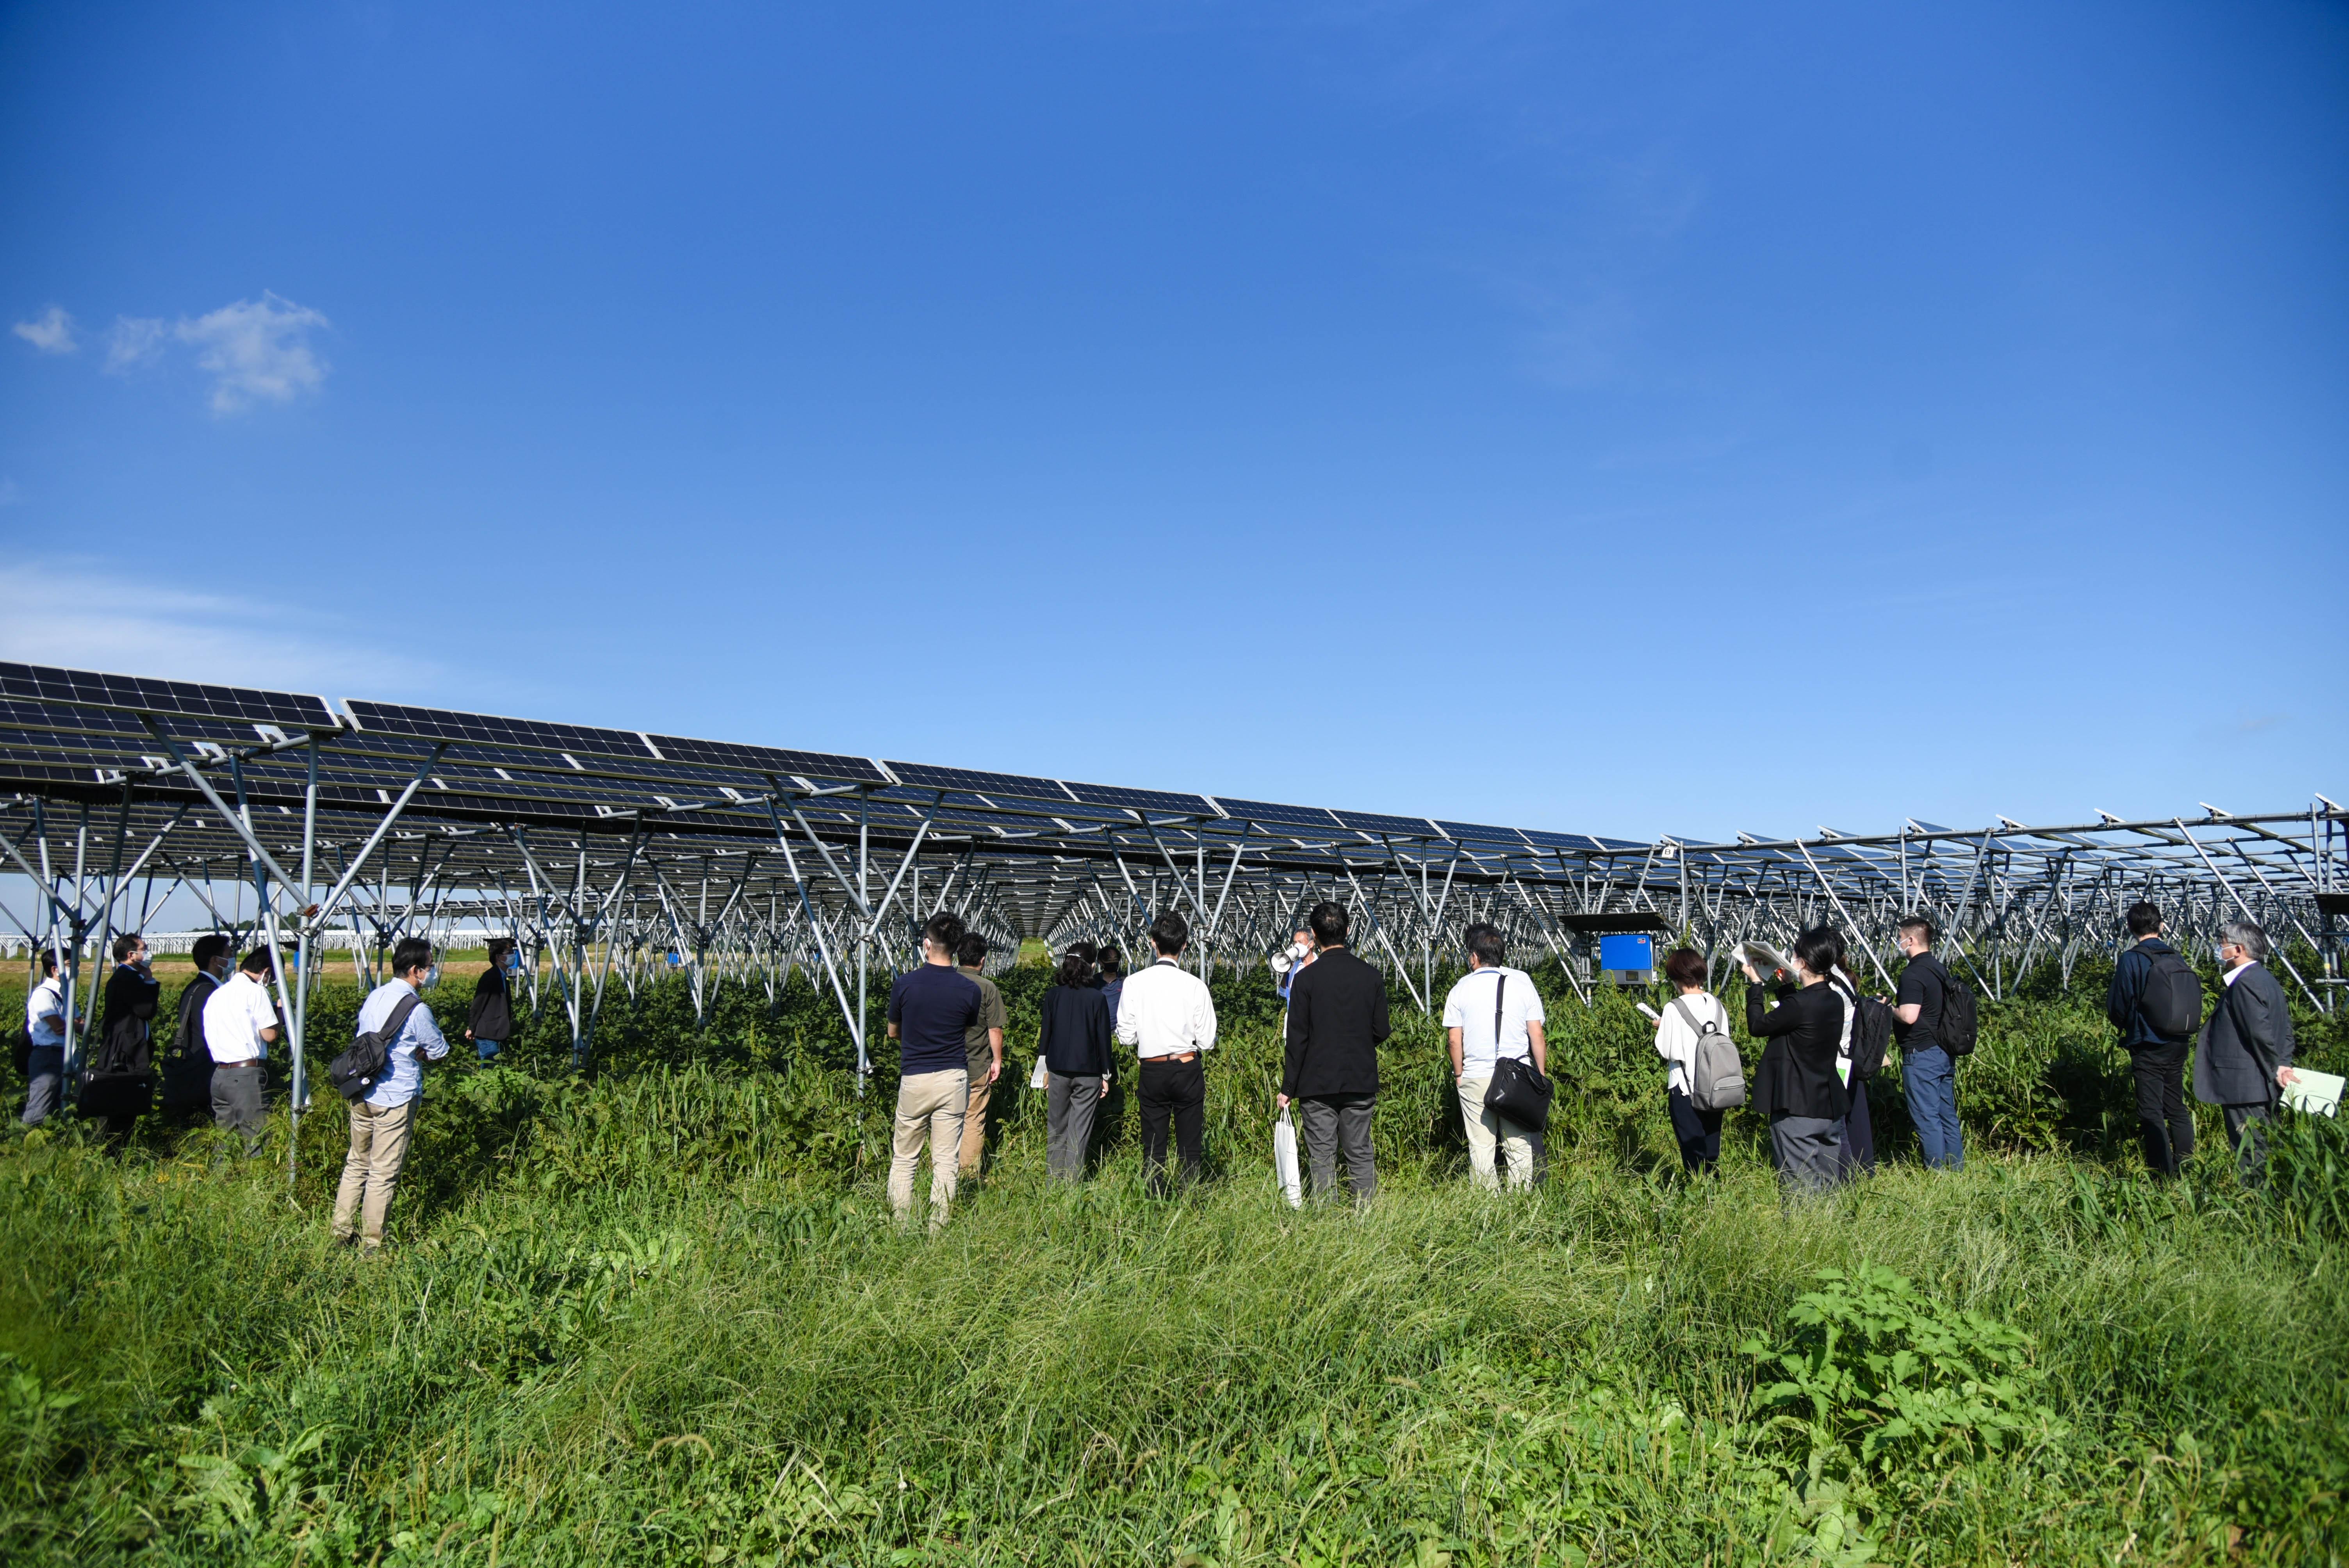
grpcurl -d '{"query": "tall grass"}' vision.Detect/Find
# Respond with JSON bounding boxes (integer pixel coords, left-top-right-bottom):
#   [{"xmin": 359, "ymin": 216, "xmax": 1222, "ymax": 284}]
[{"xmin": 1, "ymin": 960, "xmax": 2342, "ymax": 1564}]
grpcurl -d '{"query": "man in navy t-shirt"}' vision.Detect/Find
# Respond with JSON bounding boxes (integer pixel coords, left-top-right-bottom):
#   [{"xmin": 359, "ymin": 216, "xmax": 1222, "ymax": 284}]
[{"xmin": 886, "ymin": 911, "xmax": 985, "ymax": 1229}]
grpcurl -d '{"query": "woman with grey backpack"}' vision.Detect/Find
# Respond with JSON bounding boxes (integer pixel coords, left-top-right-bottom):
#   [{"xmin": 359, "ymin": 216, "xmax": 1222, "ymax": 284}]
[{"xmin": 1650, "ymin": 946, "xmax": 1743, "ymax": 1174}]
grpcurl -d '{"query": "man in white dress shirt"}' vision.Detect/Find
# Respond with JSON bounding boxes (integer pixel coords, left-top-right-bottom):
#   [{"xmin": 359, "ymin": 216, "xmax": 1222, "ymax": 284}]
[
  {"xmin": 21, "ymin": 949, "xmax": 72, "ymax": 1127},
  {"xmin": 1114, "ymin": 911, "xmax": 1218, "ymax": 1194},
  {"xmin": 202, "ymin": 946, "xmax": 283, "ymax": 1154}
]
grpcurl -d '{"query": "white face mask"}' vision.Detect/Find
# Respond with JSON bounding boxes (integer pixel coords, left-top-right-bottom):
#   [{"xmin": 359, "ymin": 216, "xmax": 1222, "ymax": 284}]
[{"xmin": 419, "ymin": 965, "xmax": 442, "ymax": 991}]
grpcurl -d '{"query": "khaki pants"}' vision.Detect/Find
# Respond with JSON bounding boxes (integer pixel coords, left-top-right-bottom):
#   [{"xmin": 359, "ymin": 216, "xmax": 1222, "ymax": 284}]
[
  {"xmin": 333, "ymin": 1098, "xmax": 418, "ymax": 1249},
  {"xmin": 958, "ymin": 1068, "xmax": 994, "ymax": 1175},
  {"xmin": 1457, "ymin": 1074, "xmax": 1543, "ymax": 1190},
  {"xmin": 890, "ymin": 1069, "xmax": 967, "ymax": 1228}
]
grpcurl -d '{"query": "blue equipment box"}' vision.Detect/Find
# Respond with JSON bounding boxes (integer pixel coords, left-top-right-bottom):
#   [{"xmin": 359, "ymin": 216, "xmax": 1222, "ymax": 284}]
[{"xmin": 1599, "ymin": 933, "xmax": 1654, "ymax": 973}]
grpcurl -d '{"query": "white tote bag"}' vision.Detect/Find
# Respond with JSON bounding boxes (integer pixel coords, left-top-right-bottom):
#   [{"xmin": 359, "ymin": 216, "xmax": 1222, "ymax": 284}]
[{"xmin": 1273, "ymin": 1106, "xmax": 1303, "ymax": 1209}]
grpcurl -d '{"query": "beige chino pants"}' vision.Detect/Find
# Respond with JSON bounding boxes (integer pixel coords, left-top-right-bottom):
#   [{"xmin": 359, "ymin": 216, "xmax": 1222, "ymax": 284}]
[
  {"xmin": 333, "ymin": 1098, "xmax": 418, "ymax": 1250},
  {"xmin": 890, "ymin": 1069, "xmax": 968, "ymax": 1228},
  {"xmin": 1457, "ymin": 1074, "xmax": 1544, "ymax": 1191}
]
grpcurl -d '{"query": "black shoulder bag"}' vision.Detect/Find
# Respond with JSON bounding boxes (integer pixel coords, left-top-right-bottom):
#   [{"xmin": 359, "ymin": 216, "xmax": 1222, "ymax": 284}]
[
  {"xmin": 1481, "ymin": 971, "xmax": 1553, "ymax": 1130},
  {"xmin": 329, "ymin": 993, "xmax": 422, "ymax": 1102}
]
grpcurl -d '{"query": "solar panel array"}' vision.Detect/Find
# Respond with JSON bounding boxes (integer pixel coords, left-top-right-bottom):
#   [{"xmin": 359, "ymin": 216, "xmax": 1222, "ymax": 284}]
[{"xmin": 0, "ymin": 662, "xmax": 2338, "ymax": 954}]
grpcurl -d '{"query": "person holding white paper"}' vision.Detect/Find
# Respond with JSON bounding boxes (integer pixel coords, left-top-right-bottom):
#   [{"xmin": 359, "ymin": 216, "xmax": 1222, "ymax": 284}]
[{"xmin": 2192, "ymin": 920, "xmax": 2296, "ymax": 1185}]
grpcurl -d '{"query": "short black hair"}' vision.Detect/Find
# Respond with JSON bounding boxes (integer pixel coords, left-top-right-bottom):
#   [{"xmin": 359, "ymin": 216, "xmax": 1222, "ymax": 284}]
[
  {"xmin": 113, "ymin": 932, "xmax": 144, "ymax": 962},
  {"xmin": 38, "ymin": 948, "xmax": 57, "ymax": 976},
  {"xmin": 1663, "ymin": 947, "xmax": 1707, "ymax": 989},
  {"xmin": 239, "ymin": 946, "xmax": 276, "ymax": 975},
  {"xmin": 1897, "ymin": 914, "xmax": 1937, "ymax": 946},
  {"xmin": 1309, "ymin": 901, "xmax": 1349, "ymax": 948},
  {"xmin": 192, "ymin": 933, "xmax": 230, "ymax": 969},
  {"xmin": 924, "ymin": 911, "xmax": 966, "ymax": 954},
  {"xmin": 2125, "ymin": 901, "xmax": 2161, "ymax": 938},
  {"xmin": 955, "ymin": 932, "xmax": 988, "ymax": 967},
  {"xmin": 487, "ymin": 936, "xmax": 517, "ymax": 964},
  {"xmin": 1464, "ymin": 922, "xmax": 1506, "ymax": 969},
  {"xmin": 1149, "ymin": 911, "xmax": 1189, "ymax": 956},
  {"xmin": 1793, "ymin": 926, "xmax": 1843, "ymax": 979},
  {"xmin": 1097, "ymin": 946, "xmax": 1124, "ymax": 978},
  {"xmin": 391, "ymin": 936, "xmax": 435, "ymax": 977}
]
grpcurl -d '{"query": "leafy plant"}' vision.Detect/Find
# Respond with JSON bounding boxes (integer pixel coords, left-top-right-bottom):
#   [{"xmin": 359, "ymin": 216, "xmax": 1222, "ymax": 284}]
[{"xmin": 1741, "ymin": 1263, "xmax": 2066, "ymax": 1467}]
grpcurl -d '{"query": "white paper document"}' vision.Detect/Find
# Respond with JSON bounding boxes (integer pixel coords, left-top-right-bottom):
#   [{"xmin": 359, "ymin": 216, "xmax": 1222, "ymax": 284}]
[{"xmin": 2283, "ymin": 1069, "xmax": 2344, "ymax": 1118}]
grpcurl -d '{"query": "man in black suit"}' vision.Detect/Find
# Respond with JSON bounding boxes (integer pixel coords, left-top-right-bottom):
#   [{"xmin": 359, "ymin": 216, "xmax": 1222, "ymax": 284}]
[
  {"xmin": 2192, "ymin": 919, "xmax": 2297, "ymax": 1185},
  {"xmin": 1278, "ymin": 901, "xmax": 1391, "ymax": 1205}
]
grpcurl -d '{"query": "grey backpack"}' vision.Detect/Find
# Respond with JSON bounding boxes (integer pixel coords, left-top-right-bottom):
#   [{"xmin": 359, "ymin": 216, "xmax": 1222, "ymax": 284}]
[{"xmin": 1674, "ymin": 996, "xmax": 1747, "ymax": 1112}]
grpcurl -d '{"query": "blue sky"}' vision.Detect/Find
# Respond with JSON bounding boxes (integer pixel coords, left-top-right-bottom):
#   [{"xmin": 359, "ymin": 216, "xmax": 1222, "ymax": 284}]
[{"xmin": 4, "ymin": 1, "xmax": 2344, "ymax": 845}]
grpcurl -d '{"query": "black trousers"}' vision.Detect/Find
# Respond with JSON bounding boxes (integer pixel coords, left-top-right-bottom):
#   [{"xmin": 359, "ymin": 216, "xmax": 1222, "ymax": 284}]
[
  {"xmin": 2129, "ymin": 1040, "xmax": 2194, "ymax": 1177},
  {"xmin": 1137, "ymin": 1057, "xmax": 1205, "ymax": 1194},
  {"xmin": 1666, "ymin": 1087, "xmax": 1722, "ymax": 1174}
]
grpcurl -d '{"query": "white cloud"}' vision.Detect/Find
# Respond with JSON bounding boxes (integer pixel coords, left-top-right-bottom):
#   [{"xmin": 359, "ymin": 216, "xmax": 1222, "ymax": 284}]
[
  {"xmin": 105, "ymin": 316, "xmax": 168, "ymax": 372},
  {"xmin": 12, "ymin": 306, "xmax": 77, "ymax": 353},
  {"xmin": 0, "ymin": 561, "xmax": 436, "ymax": 695},
  {"xmin": 172, "ymin": 292, "xmax": 330, "ymax": 413}
]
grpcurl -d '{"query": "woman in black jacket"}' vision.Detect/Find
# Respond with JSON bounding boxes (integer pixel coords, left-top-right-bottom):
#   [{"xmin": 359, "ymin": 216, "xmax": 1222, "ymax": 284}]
[
  {"xmin": 1743, "ymin": 926, "xmax": 1850, "ymax": 1194},
  {"xmin": 1037, "ymin": 945, "xmax": 1113, "ymax": 1183},
  {"xmin": 467, "ymin": 937, "xmax": 519, "ymax": 1062}
]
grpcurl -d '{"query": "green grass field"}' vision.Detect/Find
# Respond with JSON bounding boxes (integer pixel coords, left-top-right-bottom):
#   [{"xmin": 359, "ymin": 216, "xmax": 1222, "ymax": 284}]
[{"xmin": 2, "ymin": 958, "xmax": 2343, "ymax": 1565}]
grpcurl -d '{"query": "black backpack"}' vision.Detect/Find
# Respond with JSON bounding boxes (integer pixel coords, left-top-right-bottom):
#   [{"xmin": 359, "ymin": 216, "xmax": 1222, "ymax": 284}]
[
  {"xmin": 328, "ymin": 994, "xmax": 421, "ymax": 1101},
  {"xmin": 1837, "ymin": 981, "xmax": 1896, "ymax": 1082},
  {"xmin": 1936, "ymin": 959, "xmax": 1979, "ymax": 1057},
  {"xmin": 2135, "ymin": 949, "xmax": 2205, "ymax": 1041}
]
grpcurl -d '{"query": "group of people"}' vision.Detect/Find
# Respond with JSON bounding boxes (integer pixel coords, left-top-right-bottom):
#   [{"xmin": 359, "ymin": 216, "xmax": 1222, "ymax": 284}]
[
  {"xmin": 1641, "ymin": 903, "xmax": 2300, "ymax": 1192},
  {"xmin": 13, "ymin": 896, "xmax": 2308, "ymax": 1246},
  {"xmin": 875, "ymin": 898, "xmax": 2306, "ymax": 1226},
  {"xmin": 883, "ymin": 900, "xmax": 1409, "ymax": 1225},
  {"xmin": 16, "ymin": 929, "xmax": 535, "ymax": 1254}
]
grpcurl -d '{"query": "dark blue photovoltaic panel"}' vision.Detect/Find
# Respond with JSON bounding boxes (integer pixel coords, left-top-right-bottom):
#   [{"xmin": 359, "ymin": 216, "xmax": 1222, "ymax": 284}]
[
  {"xmin": 1, "ymin": 663, "xmax": 337, "ymax": 731},
  {"xmin": 1522, "ymin": 829, "xmax": 1650, "ymax": 853},
  {"xmin": 1435, "ymin": 820, "xmax": 1528, "ymax": 846},
  {"xmin": 1209, "ymin": 798, "xmax": 1342, "ymax": 830},
  {"xmin": 884, "ymin": 761, "xmax": 1075, "ymax": 804},
  {"xmin": 1064, "ymin": 781, "xmax": 1217, "ymax": 816},
  {"xmin": 0, "ymin": 701, "xmax": 150, "ymax": 736},
  {"xmin": 646, "ymin": 733, "xmax": 886, "ymax": 785},
  {"xmin": 1333, "ymin": 810, "xmax": 1441, "ymax": 837},
  {"xmin": 346, "ymin": 700, "xmax": 652, "ymax": 761}
]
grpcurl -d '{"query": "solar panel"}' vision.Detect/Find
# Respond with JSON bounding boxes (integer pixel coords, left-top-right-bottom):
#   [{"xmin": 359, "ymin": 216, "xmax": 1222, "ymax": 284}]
[
  {"xmin": 1435, "ymin": 820, "xmax": 1529, "ymax": 846},
  {"xmin": 344, "ymin": 700, "xmax": 654, "ymax": 761},
  {"xmin": 884, "ymin": 761, "xmax": 1076, "ymax": 804},
  {"xmin": 645, "ymin": 733, "xmax": 886, "ymax": 785},
  {"xmin": 0, "ymin": 663, "xmax": 337, "ymax": 731},
  {"xmin": 1209, "ymin": 798, "xmax": 1342, "ymax": 830},
  {"xmin": 1335, "ymin": 810, "xmax": 1442, "ymax": 838},
  {"xmin": 1063, "ymin": 782, "xmax": 1217, "ymax": 817}
]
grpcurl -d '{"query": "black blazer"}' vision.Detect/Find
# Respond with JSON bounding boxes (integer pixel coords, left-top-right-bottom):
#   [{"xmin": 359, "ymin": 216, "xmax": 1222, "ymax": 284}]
[
  {"xmin": 1037, "ymin": 983, "xmax": 1112, "ymax": 1078},
  {"xmin": 1282, "ymin": 947, "xmax": 1392, "ymax": 1098},
  {"xmin": 171, "ymin": 971, "xmax": 220, "ymax": 1063},
  {"xmin": 469, "ymin": 966, "xmax": 514, "ymax": 1042},
  {"xmin": 2194, "ymin": 962, "xmax": 2294, "ymax": 1108},
  {"xmin": 1747, "ymin": 980, "xmax": 1850, "ymax": 1121},
  {"xmin": 96, "ymin": 964, "xmax": 162, "ymax": 1077}
]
